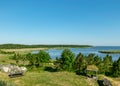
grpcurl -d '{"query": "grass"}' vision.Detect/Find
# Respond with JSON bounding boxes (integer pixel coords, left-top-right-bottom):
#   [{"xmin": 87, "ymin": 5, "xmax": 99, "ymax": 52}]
[
  {"xmin": 3, "ymin": 71, "xmax": 120, "ymax": 86},
  {"xmin": 0, "ymin": 71, "xmax": 98, "ymax": 86},
  {"xmin": 1, "ymin": 48, "xmax": 47, "ymax": 54},
  {"xmin": 0, "ymin": 54, "xmax": 14, "ymax": 64}
]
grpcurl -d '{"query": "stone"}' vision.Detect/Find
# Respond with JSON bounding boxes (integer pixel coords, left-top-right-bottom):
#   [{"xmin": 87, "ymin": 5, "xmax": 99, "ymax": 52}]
[
  {"xmin": 20, "ymin": 67, "xmax": 27, "ymax": 73},
  {"xmin": 0, "ymin": 64, "xmax": 27, "ymax": 74}
]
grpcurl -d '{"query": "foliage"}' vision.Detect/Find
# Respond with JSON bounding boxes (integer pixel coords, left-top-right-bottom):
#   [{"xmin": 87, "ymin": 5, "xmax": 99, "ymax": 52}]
[
  {"xmin": 0, "ymin": 50, "xmax": 14, "ymax": 54},
  {"xmin": 26, "ymin": 50, "xmax": 51, "ymax": 67},
  {"xmin": 74, "ymin": 53, "xmax": 87, "ymax": 74},
  {"xmin": 86, "ymin": 53, "xmax": 95, "ymax": 65},
  {"xmin": 93, "ymin": 55, "xmax": 102, "ymax": 66},
  {"xmin": 12, "ymin": 53, "xmax": 22, "ymax": 65},
  {"xmin": 58, "ymin": 49, "xmax": 75, "ymax": 71},
  {"xmin": 26, "ymin": 53, "xmax": 36, "ymax": 66},
  {"xmin": 97, "ymin": 62, "xmax": 105, "ymax": 74},
  {"xmin": 54, "ymin": 57, "xmax": 63, "ymax": 71},
  {"xmin": 36, "ymin": 50, "xmax": 51, "ymax": 67},
  {"xmin": 112, "ymin": 57, "xmax": 120, "ymax": 77},
  {"xmin": 38, "ymin": 50, "xmax": 51, "ymax": 63},
  {"xmin": 0, "ymin": 44, "xmax": 92, "ymax": 49},
  {"xmin": 53, "ymin": 50, "xmax": 119, "ymax": 77},
  {"xmin": 103, "ymin": 55, "xmax": 113, "ymax": 75}
]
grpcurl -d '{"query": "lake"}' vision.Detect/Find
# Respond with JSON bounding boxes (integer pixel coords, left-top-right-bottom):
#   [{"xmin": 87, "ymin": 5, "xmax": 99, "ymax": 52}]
[{"xmin": 33, "ymin": 46, "xmax": 120, "ymax": 60}]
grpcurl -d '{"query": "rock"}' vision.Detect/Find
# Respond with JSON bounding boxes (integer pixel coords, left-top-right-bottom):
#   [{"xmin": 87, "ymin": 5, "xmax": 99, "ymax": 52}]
[
  {"xmin": 0, "ymin": 64, "xmax": 27, "ymax": 74},
  {"xmin": 20, "ymin": 67, "xmax": 27, "ymax": 73},
  {"xmin": 1, "ymin": 66, "xmax": 10, "ymax": 73},
  {"xmin": 0, "ymin": 64, "xmax": 11, "ymax": 73}
]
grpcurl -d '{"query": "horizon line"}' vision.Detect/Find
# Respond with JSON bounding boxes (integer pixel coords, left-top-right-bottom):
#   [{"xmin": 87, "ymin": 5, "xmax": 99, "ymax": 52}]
[{"xmin": 0, "ymin": 43, "xmax": 120, "ymax": 47}]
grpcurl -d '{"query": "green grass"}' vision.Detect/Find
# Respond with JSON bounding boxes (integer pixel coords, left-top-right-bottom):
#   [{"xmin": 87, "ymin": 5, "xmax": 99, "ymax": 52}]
[
  {"xmin": 0, "ymin": 54, "xmax": 15, "ymax": 64},
  {"xmin": 2, "ymin": 71, "xmax": 120, "ymax": 86},
  {"xmin": 0, "ymin": 71, "xmax": 98, "ymax": 86}
]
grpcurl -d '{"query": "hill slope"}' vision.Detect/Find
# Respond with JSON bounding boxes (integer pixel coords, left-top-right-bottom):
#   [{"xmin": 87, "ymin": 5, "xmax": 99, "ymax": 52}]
[{"xmin": 0, "ymin": 71, "xmax": 98, "ymax": 86}]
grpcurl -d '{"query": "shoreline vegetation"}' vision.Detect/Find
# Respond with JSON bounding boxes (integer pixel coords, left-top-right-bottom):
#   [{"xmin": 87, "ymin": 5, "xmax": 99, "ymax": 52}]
[
  {"xmin": 0, "ymin": 48, "xmax": 47, "ymax": 54},
  {"xmin": 0, "ymin": 44, "xmax": 92, "ymax": 49},
  {"xmin": 99, "ymin": 50, "xmax": 120, "ymax": 54},
  {"xmin": 0, "ymin": 44, "xmax": 92, "ymax": 54}
]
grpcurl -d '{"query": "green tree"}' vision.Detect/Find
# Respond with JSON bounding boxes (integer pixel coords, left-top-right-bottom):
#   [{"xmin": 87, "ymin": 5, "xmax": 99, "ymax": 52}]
[
  {"xmin": 93, "ymin": 55, "xmax": 102, "ymax": 65},
  {"xmin": 26, "ymin": 53, "xmax": 36, "ymax": 66},
  {"xmin": 99, "ymin": 54, "xmax": 113, "ymax": 75},
  {"xmin": 60, "ymin": 49, "xmax": 75, "ymax": 71},
  {"xmin": 118, "ymin": 57, "xmax": 120, "ymax": 75},
  {"xmin": 74, "ymin": 53, "xmax": 86, "ymax": 74},
  {"xmin": 103, "ymin": 55, "xmax": 113, "ymax": 73},
  {"xmin": 97, "ymin": 55, "xmax": 112, "ymax": 74},
  {"xmin": 26, "ymin": 51, "xmax": 51, "ymax": 67},
  {"xmin": 12, "ymin": 53, "xmax": 22, "ymax": 65},
  {"xmin": 97, "ymin": 61, "xmax": 105, "ymax": 74},
  {"xmin": 54, "ymin": 57, "xmax": 62, "ymax": 71},
  {"xmin": 86, "ymin": 53, "xmax": 95, "ymax": 65},
  {"xmin": 21, "ymin": 54, "xmax": 28, "ymax": 66},
  {"xmin": 37, "ymin": 50, "xmax": 51, "ymax": 67},
  {"xmin": 112, "ymin": 57, "xmax": 120, "ymax": 77}
]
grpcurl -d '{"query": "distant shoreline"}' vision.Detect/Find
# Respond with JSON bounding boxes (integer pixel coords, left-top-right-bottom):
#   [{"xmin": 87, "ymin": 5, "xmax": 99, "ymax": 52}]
[
  {"xmin": 99, "ymin": 50, "xmax": 120, "ymax": 54},
  {"xmin": 0, "ymin": 44, "xmax": 92, "ymax": 49}
]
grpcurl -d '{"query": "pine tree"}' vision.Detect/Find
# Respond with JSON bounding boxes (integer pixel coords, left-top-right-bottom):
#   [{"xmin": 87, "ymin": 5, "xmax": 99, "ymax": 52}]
[
  {"xmin": 112, "ymin": 57, "xmax": 120, "ymax": 77},
  {"xmin": 74, "ymin": 53, "xmax": 86, "ymax": 74},
  {"xmin": 86, "ymin": 53, "xmax": 95, "ymax": 65}
]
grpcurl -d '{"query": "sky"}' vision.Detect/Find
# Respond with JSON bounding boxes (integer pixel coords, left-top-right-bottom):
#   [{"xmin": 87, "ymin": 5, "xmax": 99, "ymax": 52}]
[{"xmin": 0, "ymin": 0, "xmax": 120, "ymax": 46}]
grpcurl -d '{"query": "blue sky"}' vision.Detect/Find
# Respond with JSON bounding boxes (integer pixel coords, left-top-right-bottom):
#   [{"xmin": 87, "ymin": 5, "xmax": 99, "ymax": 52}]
[{"xmin": 0, "ymin": 0, "xmax": 120, "ymax": 46}]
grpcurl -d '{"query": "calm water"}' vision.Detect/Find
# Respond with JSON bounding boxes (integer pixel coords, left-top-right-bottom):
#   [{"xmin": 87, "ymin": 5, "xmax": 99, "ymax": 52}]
[{"xmin": 33, "ymin": 46, "xmax": 120, "ymax": 60}]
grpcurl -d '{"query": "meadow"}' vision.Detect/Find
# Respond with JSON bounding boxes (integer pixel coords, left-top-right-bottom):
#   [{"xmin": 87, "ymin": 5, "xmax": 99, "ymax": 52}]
[{"xmin": 0, "ymin": 71, "xmax": 99, "ymax": 86}]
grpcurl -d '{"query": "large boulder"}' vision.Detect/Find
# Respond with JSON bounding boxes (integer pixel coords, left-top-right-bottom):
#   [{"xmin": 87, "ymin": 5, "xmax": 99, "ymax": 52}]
[{"xmin": 0, "ymin": 64, "xmax": 27, "ymax": 74}]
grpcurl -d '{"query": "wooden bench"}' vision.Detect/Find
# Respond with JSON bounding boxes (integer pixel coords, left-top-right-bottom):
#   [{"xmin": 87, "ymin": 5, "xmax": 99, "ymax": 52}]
[{"xmin": 8, "ymin": 72, "xmax": 23, "ymax": 78}]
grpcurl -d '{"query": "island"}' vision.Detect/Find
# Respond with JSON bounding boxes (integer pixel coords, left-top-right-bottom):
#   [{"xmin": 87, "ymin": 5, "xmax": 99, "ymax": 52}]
[{"xmin": 99, "ymin": 50, "xmax": 120, "ymax": 54}]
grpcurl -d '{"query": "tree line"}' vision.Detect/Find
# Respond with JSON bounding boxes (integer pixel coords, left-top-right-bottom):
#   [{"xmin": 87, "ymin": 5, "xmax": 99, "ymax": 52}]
[
  {"xmin": 12, "ymin": 49, "xmax": 120, "ymax": 77},
  {"xmin": 0, "ymin": 44, "xmax": 91, "ymax": 49}
]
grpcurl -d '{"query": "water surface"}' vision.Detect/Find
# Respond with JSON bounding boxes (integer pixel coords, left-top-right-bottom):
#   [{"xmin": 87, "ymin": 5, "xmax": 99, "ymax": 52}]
[{"xmin": 33, "ymin": 46, "xmax": 120, "ymax": 60}]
